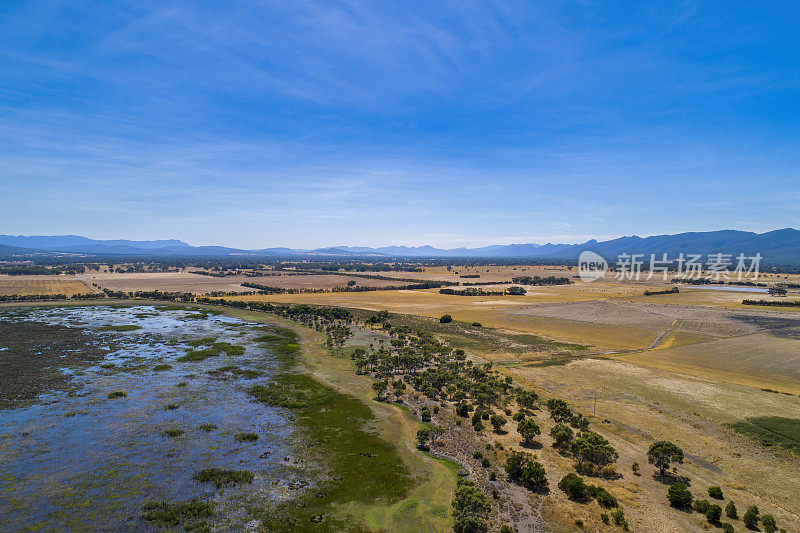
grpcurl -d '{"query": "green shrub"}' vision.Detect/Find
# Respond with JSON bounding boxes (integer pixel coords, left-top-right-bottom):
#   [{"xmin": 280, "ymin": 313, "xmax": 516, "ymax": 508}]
[
  {"xmin": 743, "ymin": 505, "xmax": 760, "ymax": 529},
  {"xmin": 761, "ymin": 514, "xmax": 777, "ymax": 533},
  {"xmin": 558, "ymin": 473, "xmax": 589, "ymax": 501},
  {"xmin": 721, "ymin": 523, "xmax": 734, "ymax": 533},
  {"xmin": 706, "ymin": 504, "xmax": 722, "ymax": 524},
  {"xmin": 505, "ymin": 451, "xmax": 548, "ymax": 490},
  {"xmin": 725, "ymin": 501, "xmax": 737, "ymax": 519},
  {"xmin": 667, "ymin": 484, "xmax": 693, "ymax": 508},
  {"xmin": 439, "ymin": 314, "xmax": 453, "ymax": 323},
  {"xmin": 611, "ymin": 509, "xmax": 628, "ymax": 530},
  {"xmin": 594, "ymin": 487, "xmax": 618, "ymax": 509},
  {"xmin": 694, "ymin": 499, "xmax": 711, "ymax": 514},
  {"xmin": 708, "ymin": 486, "xmax": 724, "ymax": 499},
  {"xmin": 600, "ymin": 513, "xmax": 610, "ymax": 524}
]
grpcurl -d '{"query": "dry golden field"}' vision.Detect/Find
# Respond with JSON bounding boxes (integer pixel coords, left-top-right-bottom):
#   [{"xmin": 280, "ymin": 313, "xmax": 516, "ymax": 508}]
[
  {"xmin": 505, "ymin": 357, "xmax": 800, "ymax": 532},
  {"xmin": 85, "ymin": 270, "xmax": 399, "ymax": 294},
  {"xmin": 0, "ymin": 276, "xmax": 97, "ymax": 296}
]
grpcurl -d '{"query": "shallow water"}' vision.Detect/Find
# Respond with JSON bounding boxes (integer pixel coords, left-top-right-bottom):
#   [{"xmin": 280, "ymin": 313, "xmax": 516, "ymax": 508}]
[
  {"xmin": 0, "ymin": 305, "xmax": 300, "ymax": 530},
  {"xmin": 683, "ymin": 285, "xmax": 768, "ymax": 293}
]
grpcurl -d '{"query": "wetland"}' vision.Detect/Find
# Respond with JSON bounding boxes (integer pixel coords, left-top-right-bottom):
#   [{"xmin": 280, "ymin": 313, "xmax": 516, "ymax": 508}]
[{"xmin": 0, "ymin": 304, "xmax": 412, "ymax": 531}]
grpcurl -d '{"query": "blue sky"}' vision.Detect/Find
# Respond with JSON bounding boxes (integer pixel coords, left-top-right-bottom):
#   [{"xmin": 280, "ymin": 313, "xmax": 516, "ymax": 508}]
[{"xmin": 1, "ymin": 1, "xmax": 798, "ymax": 249}]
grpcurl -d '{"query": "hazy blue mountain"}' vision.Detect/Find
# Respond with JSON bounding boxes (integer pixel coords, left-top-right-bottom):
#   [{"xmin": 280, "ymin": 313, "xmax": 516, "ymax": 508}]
[
  {"xmin": 0, "ymin": 235, "xmax": 191, "ymax": 251},
  {"xmin": 536, "ymin": 228, "xmax": 800, "ymax": 263},
  {"xmin": 1, "ymin": 229, "xmax": 799, "ymax": 263},
  {"xmin": 0, "ymin": 244, "xmax": 42, "ymax": 257}
]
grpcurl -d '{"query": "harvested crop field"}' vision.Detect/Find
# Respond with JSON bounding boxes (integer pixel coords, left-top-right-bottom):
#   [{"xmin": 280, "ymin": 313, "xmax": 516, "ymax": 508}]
[
  {"xmin": 616, "ymin": 332, "xmax": 800, "ymax": 395},
  {"xmin": 0, "ymin": 276, "xmax": 96, "ymax": 296},
  {"xmin": 87, "ymin": 271, "xmax": 398, "ymax": 294}
]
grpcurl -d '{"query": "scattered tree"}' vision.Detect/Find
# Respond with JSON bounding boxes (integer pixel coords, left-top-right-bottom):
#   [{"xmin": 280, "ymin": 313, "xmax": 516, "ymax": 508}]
[
  {"xmin": 708, "ymin": 486, "xmax": 724, "ymax": 500},
  {"xmin": 550, "ymin": 424, "xmax": 574, "ymax": 449},
  {"xmin": 648, "ymin": 441, "xmax": 684, "ymax": 476},
  {"xmin": 416, "ymin": 428, "xmax": 431, "ymax": 449},
  {"xmin": 371, "ymin": 380, "xmax": 388, "ymax": 401},
  {"xmin": 505, "ymin": 451, "xmax": 548, "ymax": 490},
  {"xmin": 516, "ymin": 390, "xmax": 538, "ymax": 411},
  {"xmin": 725, "ymin": 501, "xmax": 738, "ymax": 520},
  {"xmin": 517, "ymin": 418, "xmax": 541, "ymax": 446},
  {"xmin": 761, "ymin": 514, "xmax": 777, "ymax": 533},
  {"xmin": 452, "ymin": 479, "xmax": 490, "ymax": 533},
  {"xmin": 439, "ymin": 314, "xmax": 453, "ymax": 323},
  {"xmin": 570, "ymin": 431, "xmax": 618, "ymax": 470},
  {"xmin": 490, "ymin": 414, "xmax": 507, "ymax": 433},
  {"xmin": 743, "ymin": 505, "xmax": 760, "ymax": 530}
]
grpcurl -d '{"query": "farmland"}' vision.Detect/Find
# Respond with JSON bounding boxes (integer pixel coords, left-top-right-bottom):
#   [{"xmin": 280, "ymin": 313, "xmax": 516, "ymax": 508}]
[{"xmin": 0, "ymin": 276, "xmax": 97, "ymax": 296}]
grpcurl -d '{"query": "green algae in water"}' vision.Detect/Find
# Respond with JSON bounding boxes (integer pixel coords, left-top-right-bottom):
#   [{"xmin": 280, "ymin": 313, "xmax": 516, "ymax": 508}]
[
  {"xmin": 253, "ymin": 333, "xmax": 284, "ymax": 342},
  {"xmin": 107, "ymin": 391, "xmax": 127, "ymax": 399},
  {"xmin": 210, "ymin": 342, "xmax": 245, "ymax": 356},
  {"xmin": 163, "ymin": 428, "xmax": 185, "ymax": 438},
  {"xmin": 234, "ymin": 432, "xmax": 259, "ymax": 443},
  {"xmin": 248, "ymin": 329, "xmax": 414, "ymax": 532},
  {"xmin": 198, "ymin": 424, "xmax": 217, "ymax": 433},
  {"xmin": 142, "ymin": 498, "xmax": 213, "ymax": 529},
  {"xmin": 186, "ymin": 337, "xmax": 217, "ymax": 347},
  {"xmin": 194, "ymin": 468, "xmax": 254, "ymax": 488},
  {"xmin": 249, "ymin": 376, "xmax": 333, "ymax": 408},
  {"xmin": 153, "ymin": 364, "xmax": 173, "ymax": 371}
]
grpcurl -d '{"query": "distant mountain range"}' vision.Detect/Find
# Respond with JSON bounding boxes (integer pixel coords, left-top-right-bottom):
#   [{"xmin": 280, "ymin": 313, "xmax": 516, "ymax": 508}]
[{"xmin": 2, "ymin": 228, "xmax": 800, "ymax": 263}]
